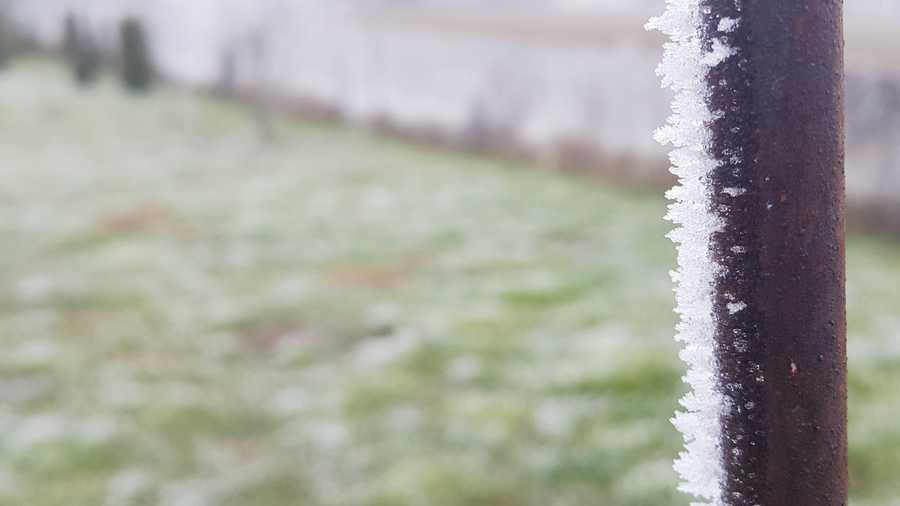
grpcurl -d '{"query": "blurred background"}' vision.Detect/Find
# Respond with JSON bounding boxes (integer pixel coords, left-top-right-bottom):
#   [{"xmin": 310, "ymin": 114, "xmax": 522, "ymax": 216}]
[{"xmin": 0, "ymin": 1, "xmax": 898, "ymax": 505}]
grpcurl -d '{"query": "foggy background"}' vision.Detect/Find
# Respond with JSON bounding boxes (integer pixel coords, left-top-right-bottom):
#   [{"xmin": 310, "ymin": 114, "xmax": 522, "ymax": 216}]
[{"xmin": 7, "ymin": 0, "xmax": 900, "ymax": 222}]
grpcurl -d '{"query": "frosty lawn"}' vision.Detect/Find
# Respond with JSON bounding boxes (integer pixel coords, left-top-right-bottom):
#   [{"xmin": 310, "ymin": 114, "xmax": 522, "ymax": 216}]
[{"xmin": 0, "ymin": 61, "xmax": 898, "ymax": 506}]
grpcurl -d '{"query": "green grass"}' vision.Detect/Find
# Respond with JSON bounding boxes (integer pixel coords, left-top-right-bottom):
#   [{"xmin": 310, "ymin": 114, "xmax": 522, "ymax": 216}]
[{"xmin": 1, "ymin": 59, "xmax": 899, "ymax": 505}]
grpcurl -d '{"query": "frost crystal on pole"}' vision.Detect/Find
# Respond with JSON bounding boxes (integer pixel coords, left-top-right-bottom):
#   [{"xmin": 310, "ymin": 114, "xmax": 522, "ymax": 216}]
[
  {"xmin": 649, "ymin": 1, "xmax": 847, "ymax": 505},
  {"xmin": 646, "ymin": 1, "xmax": 733, "ymax": 503}
]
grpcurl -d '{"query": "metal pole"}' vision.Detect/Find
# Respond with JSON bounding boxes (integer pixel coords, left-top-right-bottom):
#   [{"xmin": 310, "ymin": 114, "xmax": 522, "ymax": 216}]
[{"xmin": 704, "ymin": 1, "xmax": 847, "ymax": 504}]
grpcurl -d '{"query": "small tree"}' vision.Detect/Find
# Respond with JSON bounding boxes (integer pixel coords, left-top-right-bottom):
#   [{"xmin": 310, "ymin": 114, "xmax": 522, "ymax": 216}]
[
  {"xmin": 62, "ymin": 13, "xmax": 100, "ymax": 87},
  {"xmin": 1, "ymin": 5, "xmax": 25, "ymax": 69},
  {"xmin": 74, "ymin": 33, "xmax": 100, "ymax": 85},
  {"xmin": 120, "ymin": 17, "xmax": 153, "ymax": 92},
  {"xmin": 62, "ymin": 13, "xmax": 80, "ymax": 61},
  {"xmin": 216, "ymin": 47, "xmax": 238, "ymax": 97},
  {"xmin": 0, "ymin": 10, "xmax": 9, "ymax": 68}
]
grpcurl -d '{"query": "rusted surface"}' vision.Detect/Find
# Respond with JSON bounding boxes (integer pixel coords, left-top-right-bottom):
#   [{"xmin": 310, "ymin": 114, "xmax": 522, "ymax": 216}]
[{"xmin": 703, "ymin": 1, "xmax": 847, "ymax": 505}]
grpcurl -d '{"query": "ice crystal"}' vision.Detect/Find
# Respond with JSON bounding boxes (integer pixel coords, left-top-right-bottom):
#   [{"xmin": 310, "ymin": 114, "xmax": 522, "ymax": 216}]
[{"xmin": 647, "ymin": 1, "xmax": 739, "ymax": 503}]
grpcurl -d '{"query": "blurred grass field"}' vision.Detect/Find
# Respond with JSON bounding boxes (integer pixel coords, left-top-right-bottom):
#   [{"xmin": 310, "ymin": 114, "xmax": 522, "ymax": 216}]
[{"xmin": 1, "ymin": 60, "xmax": 899, "ymax": 506}]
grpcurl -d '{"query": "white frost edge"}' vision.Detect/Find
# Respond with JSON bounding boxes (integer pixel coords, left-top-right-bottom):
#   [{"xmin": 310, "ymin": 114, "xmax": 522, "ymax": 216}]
[
  {"xmin": 718, "ymin": 17, "xmax": 740, "ymax": 33},
  {"xmin": 646, "ymin": 1, "xmax": 737, "ymax": 504}
]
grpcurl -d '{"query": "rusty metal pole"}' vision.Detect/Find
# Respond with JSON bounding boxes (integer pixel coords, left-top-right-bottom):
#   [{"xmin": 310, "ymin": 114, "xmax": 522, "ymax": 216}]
[{"xmin": 703, "ymin": 1, "xmax": 847, "ymax": 505}]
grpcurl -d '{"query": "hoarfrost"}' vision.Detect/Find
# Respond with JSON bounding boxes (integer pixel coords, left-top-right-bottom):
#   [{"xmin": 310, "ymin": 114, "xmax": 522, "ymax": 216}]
[
  {"xmin": 727, "ymin": 301, "xmax": 748, "ymax": 315},
  {"xmin": 647, "ymin": 1, "xmax": 738, "ymax": 504},
  {"xmin": 717, "ymin": 17, "xmax": 740, "ymax": 33},
  {"xmin": 722, "ymin": 187, "xmax": 747, "ymax": 197},
  {"xmin": 701, "ymin": 39, "xmax": 736, "ymax": 67}
]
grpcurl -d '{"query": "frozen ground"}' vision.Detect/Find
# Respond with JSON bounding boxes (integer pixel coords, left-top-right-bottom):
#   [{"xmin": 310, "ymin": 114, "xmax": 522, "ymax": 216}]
[{"xmin": 0, "ymin": 61, "xmax": 899, "ymax": 506}]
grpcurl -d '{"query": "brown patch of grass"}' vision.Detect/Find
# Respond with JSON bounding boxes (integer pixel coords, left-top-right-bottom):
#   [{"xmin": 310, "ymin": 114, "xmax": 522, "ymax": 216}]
[
  {"xmin": 327, "ymin": 265, "xmax": 408, "ymax": 291},
  {"xmin": 96, "ymin": 203, "xmax": 176, "ymax": 234}
]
